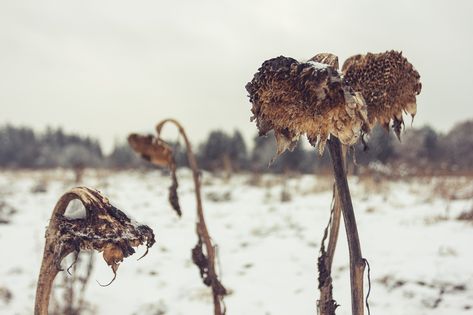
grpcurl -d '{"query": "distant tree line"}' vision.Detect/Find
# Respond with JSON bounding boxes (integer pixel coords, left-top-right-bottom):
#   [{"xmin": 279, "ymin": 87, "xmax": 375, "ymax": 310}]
[
  {"xmin": 0, "ymin": 126, "xmax": 103, "ymax": 168},
  {"xmin": 0, "ymin": 120, "xmax": 472, "ymax": 174}
]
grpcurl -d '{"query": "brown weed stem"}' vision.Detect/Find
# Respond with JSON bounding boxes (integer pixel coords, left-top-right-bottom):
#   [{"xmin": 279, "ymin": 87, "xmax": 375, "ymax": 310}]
[{"xmin": 156, "ymin": 119, "xmax": 226, "ymax": 315}]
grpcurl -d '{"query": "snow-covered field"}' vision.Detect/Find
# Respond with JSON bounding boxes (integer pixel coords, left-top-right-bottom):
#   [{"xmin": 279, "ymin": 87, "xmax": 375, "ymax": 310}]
[{"xmin": 0, "ymin": 170, "xmax": 472, "ymax": 315}]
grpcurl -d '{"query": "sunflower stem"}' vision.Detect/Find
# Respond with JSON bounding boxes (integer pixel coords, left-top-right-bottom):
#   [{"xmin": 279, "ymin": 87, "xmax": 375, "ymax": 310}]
[{"xmin": 327, "ymin": 137, "xmax": 365, "ymax": 315}]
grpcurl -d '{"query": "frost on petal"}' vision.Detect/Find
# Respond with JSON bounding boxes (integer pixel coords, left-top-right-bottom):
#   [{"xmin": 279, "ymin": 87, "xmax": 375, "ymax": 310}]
[{"xmin": 309, "ymin": 53, "xmax": 339, "ymax": 69}]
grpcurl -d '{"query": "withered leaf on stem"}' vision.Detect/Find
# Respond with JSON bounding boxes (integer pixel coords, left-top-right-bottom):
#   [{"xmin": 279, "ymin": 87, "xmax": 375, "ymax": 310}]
[
  {"xmin": 192, "ymin": 239, "xmax": 227, "ymax": 297},
  {"xmin": 168, "ymin": 169, "xmax": 181, "ymax": 216},
  {"xmin": 128, "ymin": 133, "xmax": 182, "ymax": 216}
]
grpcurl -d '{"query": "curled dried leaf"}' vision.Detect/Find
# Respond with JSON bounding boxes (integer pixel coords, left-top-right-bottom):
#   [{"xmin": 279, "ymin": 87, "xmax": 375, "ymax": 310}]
[
  {"xmin": 192, "ymin": 239, "xmax": 210, "ymax": 284},
  {"xmin": 192, "ymin": 239, "xmax": 227, "ymax": 296},
  {"xmin": 168, "ymin": 168, "xmax": 181, "ymax": 216}
]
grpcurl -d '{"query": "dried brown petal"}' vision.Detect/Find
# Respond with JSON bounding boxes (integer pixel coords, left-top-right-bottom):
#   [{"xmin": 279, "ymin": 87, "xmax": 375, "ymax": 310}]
[{"xmin": 102, "ymin": 243, "xmax": 124, "ymax": 269}]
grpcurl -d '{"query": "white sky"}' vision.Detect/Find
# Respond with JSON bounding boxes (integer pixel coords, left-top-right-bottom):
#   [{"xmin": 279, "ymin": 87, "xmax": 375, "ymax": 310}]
[{"xmin": 1, "ymin": 0, "xmax": 472, "ymax": 151}]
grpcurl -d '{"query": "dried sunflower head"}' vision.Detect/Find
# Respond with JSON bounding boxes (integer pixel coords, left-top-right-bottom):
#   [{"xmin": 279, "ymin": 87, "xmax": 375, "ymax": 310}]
[
  {"xmin": 128, "ymin": 133, "xmax": 181, "ymax": 216},
  {"xmin": 246, "ymin": 51, "xmax": 422, "ymax": 160},
  {"xmin": 342, "ymin": 50, "xmax": 422, "ymax": 139},
  {"xmin": 128, "ymin": 133, "xmax": 175, "ymax": 168},
  {"xmin": 52, "ymin": 187, "xmax": 155, "ymax": 284},
  {"xmin": 245, "ymin": 55, "xmax": 368, "ymax": 155}
]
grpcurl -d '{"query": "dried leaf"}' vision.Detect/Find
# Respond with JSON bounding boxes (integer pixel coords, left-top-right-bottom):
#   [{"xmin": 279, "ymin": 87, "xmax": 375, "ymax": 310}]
[
  {"xmin": 192, "ymin": 239, "xmax": 210, "ymax": 284},
  {"xmin": 191, "ymin": 239, "xmax": 227, "ymax": 296},
  {"xmin": 168, "ymin": 166, "xmax": 181, "ymax": 216}
]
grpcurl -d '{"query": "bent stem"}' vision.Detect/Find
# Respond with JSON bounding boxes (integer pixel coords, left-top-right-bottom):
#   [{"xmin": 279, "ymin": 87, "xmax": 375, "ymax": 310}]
[
  {"xmin": 35, "ymin": 190, "xmax": 83, "ymax": 315},
  {"xmin": 327, "ymin": 137, "xmax": 365, "ymax": 315},
  {"xmin": 156, "ymin": 119, "xmax": 226, "ymax": 315}
]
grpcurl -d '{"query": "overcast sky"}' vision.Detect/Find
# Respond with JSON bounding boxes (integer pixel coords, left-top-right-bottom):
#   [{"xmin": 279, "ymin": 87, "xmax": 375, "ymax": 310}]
[{"xmin": 1, "ymin": 0, "xmax": 472, "ymax": 151}]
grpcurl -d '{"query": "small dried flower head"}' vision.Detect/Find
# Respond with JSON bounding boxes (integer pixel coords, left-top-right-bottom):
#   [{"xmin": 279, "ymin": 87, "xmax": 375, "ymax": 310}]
[
  {"xmin": 245, "ymin": 55, "xmax": 368, "ymax": 155},
  {"xmin": 128, "ymin": 133, "xmax": 174, "ymax": 168},
  {"xmin": 128, "ymin": 133, "xmax": 181, "ymax": 216},
  {"xmin": 53, "ymin": 187, "xmax": 155, "ymax": 284},
  {"xmin": 342, "ymin": 50, "xmax": 422, "ymax": 138}
]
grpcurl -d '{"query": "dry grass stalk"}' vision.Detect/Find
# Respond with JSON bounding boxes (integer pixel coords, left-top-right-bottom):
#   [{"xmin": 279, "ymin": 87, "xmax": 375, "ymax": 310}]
[
  {"xmin": 129, "ymin": 119, "xmax": 227, "ymax": 315},
  {"xmin": 246, "ymin": 51, "xmax": 422, "ymax": 315},
  {"xmin": 34, "ymin": 187, "xmax": 156, "ymax": 315}
]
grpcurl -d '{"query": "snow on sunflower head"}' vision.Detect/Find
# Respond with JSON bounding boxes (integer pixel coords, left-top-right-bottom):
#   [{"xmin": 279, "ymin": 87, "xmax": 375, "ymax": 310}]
[
  {"xmin": 246, "ymin": 51, "xmax": 421, "ymax": 158},
  {"xmin": 245, "ymin": 55, "xmax": 368, "ymax": 158}
]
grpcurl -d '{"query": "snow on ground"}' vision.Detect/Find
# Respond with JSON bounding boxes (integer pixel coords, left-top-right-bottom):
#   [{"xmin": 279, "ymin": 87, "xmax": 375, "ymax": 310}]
[{"xmin": 0, "ymin": 170, "xmax": 472, "ymax": 315}]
